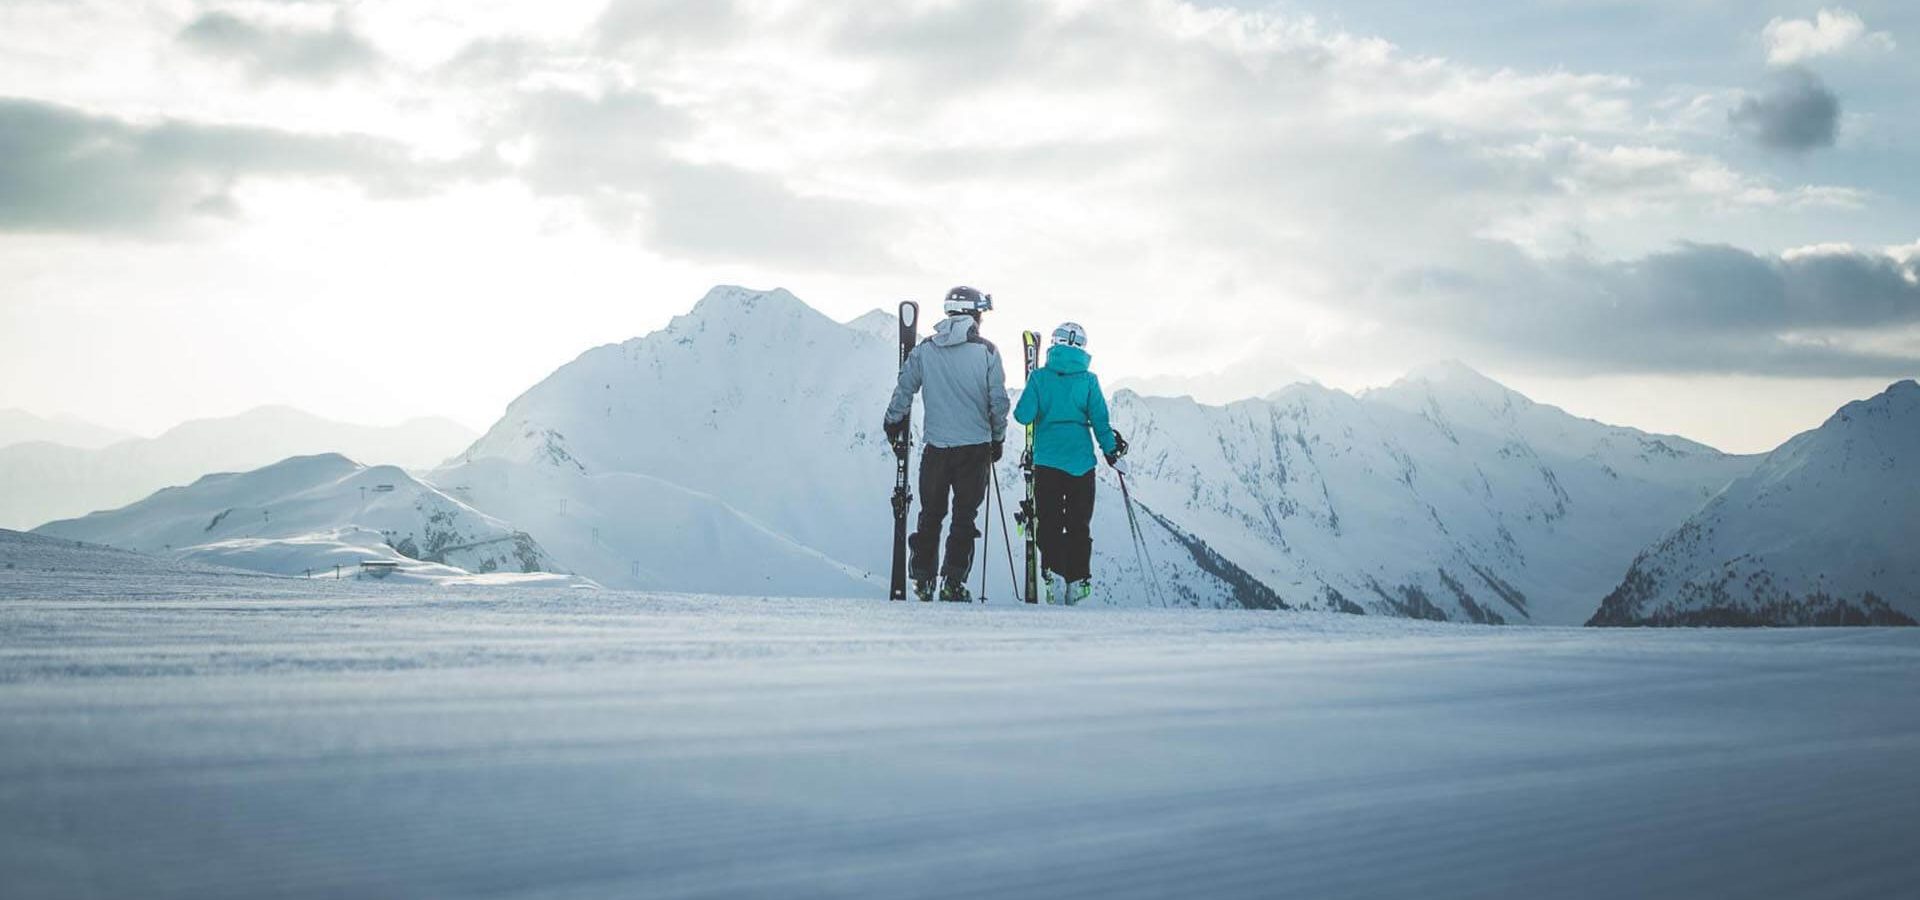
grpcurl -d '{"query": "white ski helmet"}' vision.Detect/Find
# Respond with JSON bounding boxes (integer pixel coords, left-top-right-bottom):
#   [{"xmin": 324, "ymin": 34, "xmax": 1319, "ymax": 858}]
[
  {"xmin": 1051, "ymin": 321, "xmax": 1088, "ymax": 348},
  {"xmin": 943, "ymin": 285, "xmax": 992, "ymax": 315}
]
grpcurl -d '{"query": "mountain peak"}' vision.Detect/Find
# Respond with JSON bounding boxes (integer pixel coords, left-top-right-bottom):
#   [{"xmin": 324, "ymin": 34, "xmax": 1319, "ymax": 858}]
[
  {"xmin": 1370, "ymin": 360, "xmax": 1526, "ymax": 406},
  {"xmin": 1401, "ymin": 360, "xmax": 1501, "ymax": 389},
  {"xmin": 1822, "ymin": 378, "xmax": 1920, "ymax": 435},
  {"xmin": 255, "ymin": 452, "xmax": 363, "ymax": 477},
  {"xmin": 845, "ymin": 308, "xmax": 900, "ymax": 343},
  {"xmin": 686, "ymin": 285, "xmax": 809, "ymax": 322},
  {"xmin": 660, "ymin": 285, "xmax": 843, "ymax": 345}
]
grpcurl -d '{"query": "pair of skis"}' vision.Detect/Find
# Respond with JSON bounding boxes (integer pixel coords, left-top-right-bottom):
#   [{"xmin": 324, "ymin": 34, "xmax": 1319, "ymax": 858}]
[
  {"xmin": 1019, "ymin": 330, "xmax": 1042, "ymax": 604},
  {"xmin": 888, "ymin": 302, "xmax": 918, "ymax": 601},
  {"xmin": 884, "ymin": 310, "xmax": 1046, "ymax": 605},
  {"xmin": 994, "ymin": 330, "xmax": 1043, "ymax": 604}
]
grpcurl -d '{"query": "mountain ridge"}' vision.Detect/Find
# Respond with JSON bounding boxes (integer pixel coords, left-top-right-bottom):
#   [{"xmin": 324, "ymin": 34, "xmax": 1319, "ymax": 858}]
[
  {"xmin": 42, "ymin": 286, "xmax": 1905, "ymax": 624},
  {"xmin": 34, "ymin": 451, "xmax": 565, "ymax": 584},
  {"xmin": 1591, "ymin": 379, "xmax": 1919, "ymax": 626},
  {"xmin": 0, "ymin": 407, "xmax": 478, "ymax": 530}
]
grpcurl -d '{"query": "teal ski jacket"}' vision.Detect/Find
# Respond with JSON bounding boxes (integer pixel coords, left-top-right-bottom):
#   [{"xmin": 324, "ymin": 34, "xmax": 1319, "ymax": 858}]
[{"xmin": 1012, "ymin": 344, "xmax": 1118, "ymax": 477}]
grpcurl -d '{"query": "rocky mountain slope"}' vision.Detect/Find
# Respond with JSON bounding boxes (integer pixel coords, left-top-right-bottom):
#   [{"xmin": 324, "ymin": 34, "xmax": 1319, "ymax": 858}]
[
  {"xmin": 1590, "ymin": 380, "xmax": 1920, "ymax": 626},
  {"xmin": 1109, "ymin": 363, "xmax": 1758, "ymax": 623}
]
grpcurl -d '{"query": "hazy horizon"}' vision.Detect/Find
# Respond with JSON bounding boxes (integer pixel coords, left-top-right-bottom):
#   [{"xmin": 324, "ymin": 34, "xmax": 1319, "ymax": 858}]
[{"xmin": 3, "ymin": 1, "xmax": 1915, "ymax": 454}]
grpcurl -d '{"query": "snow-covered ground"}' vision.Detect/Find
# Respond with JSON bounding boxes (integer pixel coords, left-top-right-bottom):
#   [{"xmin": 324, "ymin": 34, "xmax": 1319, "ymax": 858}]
[{"xmin": 4, "ymin": 535, "xmax": 1918, "ymax": 898}]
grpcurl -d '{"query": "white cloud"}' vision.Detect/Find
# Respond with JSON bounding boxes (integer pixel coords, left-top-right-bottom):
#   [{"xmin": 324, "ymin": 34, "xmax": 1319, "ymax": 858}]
[
  {"xmin": 0, "ymin": 0, "xmax": 1910, "ymax": 440},
  {"xmin": 1763, "ymin": 8, "xmax": 1896, "ymax": 66},
  {"xmin": 1471, "ymin": 136, "xmax": 1865, "ymax": 253}
]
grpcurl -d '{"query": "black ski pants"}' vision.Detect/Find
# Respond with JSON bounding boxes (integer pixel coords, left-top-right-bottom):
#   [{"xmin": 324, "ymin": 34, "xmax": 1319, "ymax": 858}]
[
  {"xmin": 1034, "ymin": 464, "xmax": 1096, "ymax": 583},
  {"xmin": 910, "ymin": 442, "xmax": 991, "ymax": 584}
]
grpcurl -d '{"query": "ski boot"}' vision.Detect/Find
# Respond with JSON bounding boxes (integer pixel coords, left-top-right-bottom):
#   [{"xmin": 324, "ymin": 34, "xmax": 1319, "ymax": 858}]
[
  {"xmin": 913, "ymin": 579, "xmax": 935, "ymax": 602},
  {"xmin": 1067, "ymin": 579, "xmax": 1093, "ymax": 606},
  {"xmin": 1043, "ymin": 570, "xmax": 1066, "ymax": 605},
  {"xmin": 939, "ymin": 579, "xmax": 973, "ymax": 603}
]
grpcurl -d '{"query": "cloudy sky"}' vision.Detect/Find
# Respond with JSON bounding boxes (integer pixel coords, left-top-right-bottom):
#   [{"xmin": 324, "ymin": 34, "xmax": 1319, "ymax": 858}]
[{"xmin": 1, "ymin": 0, "xmax": 1915, "ymax": 452}]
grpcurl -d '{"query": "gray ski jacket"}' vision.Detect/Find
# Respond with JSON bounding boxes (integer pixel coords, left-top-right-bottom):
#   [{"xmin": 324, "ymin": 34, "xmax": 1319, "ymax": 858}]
[{"xmin": 885, "ymin": 314, "xmax": 1011, "ymax": 448}]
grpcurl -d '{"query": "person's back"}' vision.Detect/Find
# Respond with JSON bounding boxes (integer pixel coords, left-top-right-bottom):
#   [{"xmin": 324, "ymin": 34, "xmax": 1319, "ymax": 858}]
[
  {"xmin": 883, "ymin": 287, "xmax": 1009, "ymax": 601},
  {"xmin": 1012, "ymin": 322, "xmax": 1120, "ymax": 604},
  {"xmin": 898, "ymin": 314, "xmax": 1007, "ymax": 449},
  {"xmin": 1021, "ymin": 341, "xmax": 1115, "ymax": 477}
]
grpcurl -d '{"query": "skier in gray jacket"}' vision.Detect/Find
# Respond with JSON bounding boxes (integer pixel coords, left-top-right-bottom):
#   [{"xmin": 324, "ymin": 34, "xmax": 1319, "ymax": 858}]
[{"xmin": 883, "ymin": 286, "xmax": 1011, "ymax": 601}]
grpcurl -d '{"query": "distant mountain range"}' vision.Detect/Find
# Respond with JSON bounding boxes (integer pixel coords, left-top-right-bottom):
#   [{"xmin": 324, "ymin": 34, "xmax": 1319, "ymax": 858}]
[
  {"xmin": 0, "ymin": 407, "xmax": 475, "ymax": 530},
  {"xmin": 0, "ymin": 409, "xmax": 133, "ymax": 450},
  {"xmin": 31, "ymin": 287, "xmax": 1916, "ymax": 624}
]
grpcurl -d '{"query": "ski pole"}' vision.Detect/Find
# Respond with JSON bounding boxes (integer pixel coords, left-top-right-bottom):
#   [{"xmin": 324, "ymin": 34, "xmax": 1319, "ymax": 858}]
[
  {"xmin": 1118, "ymin": 470, "xmax": 1167, "ymax": 607},
  {"xmin": 979, "ymin": 466, "xmax": 991, "ymax": 603}
]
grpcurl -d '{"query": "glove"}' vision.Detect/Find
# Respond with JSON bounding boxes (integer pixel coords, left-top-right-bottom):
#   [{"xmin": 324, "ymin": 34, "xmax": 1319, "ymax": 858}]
[
  {"xmin": 883, "ymin": 419, "xmax": 909, "ymax": 460},
  {"xmin": 1110, "ymin": 457, "xmax": 1130, "ymax": 476},
  {"xmin": 991, "ymin": 440, "xmax": 1004, "ymax": 462},
  {"xmin": 1110, "ymin": 428, "xmax": 1129, "ymax": 460}
]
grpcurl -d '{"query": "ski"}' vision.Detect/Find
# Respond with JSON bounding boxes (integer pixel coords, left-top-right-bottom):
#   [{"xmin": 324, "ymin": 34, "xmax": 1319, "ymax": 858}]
[
  {"xmin": 1020, "ymin": 329, "xmax": 1041, "ymax": 604},
  {"xmin": 888, "ymin": 301, "xmax": 919, "ymax": 601}
]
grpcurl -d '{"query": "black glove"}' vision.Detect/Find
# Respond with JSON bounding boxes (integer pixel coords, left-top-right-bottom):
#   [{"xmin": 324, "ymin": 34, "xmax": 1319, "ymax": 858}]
[
  {"xmin": 1108, "ymin": 428, "xmax": 1129, "ymax": 464},
  {"xmin": 883, "ymin": 419, "xmax": 909, "ymax": 460},
  {"xmin": 991, "ymin": 440, "xmax": 1004, "ymax": 462}
]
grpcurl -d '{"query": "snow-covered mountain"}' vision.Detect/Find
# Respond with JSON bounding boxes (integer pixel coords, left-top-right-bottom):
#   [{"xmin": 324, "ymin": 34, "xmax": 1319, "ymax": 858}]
[
  {"xmin": 0, "ymin": 409, "xmax": 133, "ymax": 450},
  {"xmin": 46, "ymin": 286, "xmax": 1868, "ymax": 622},
  {"xmin": 34, "ymin": 453, "xmax": 564, "ymax": 584},
  {"xmin": 0, "ymin": 407, "xmax": 476, "ymax": 530},
  {"xmin": 425, "ymin": 285, "xmax": 1753, "ymax": 616},
  {"xmin": 435, "ymin": 286, "xmax": 1273, "ymax": 605},
  {"xmin": 1590, "ymin": 380, "xmax": 1920, "ymax": 626},
  {"xmin": 1108, "ymin": 361, "xmax": 1756, "ymax": 624}
]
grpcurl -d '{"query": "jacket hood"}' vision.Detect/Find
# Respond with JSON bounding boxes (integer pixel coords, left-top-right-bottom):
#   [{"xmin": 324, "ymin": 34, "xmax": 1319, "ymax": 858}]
[
  {"xmin": 1044, "ymin": 344, "xmax": 1090, "ymax": 374},
  {"xmin": 932, "ymin": 314, "xmax": 977, "ymax": 346}
]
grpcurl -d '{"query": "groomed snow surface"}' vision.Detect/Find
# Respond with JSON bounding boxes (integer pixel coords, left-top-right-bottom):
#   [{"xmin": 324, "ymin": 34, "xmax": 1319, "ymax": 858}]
[{"xmin": 4, "ymin": 533, "xmax": 1918, "ymax": 899}]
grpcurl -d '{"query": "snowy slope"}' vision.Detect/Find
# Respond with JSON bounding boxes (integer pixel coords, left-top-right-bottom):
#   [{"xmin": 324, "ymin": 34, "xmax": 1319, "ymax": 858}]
[
  {"xmin": 1108, "ymin": 362, "xmax": 1756, "ymax": 624},
  {"xmin": 0, "ymin": 409, "xmax": 132, "ymax": 450},
  {"xmin": 7, "ymin": 569, "xmax": 1920, "ymax": 899},
  {"xmin": 439, "ymin": 286, "xmax": 1266, "ymax": 605},
  {"xmin": 1590, "ymin": 380, "xmax": 1920, "ymax": 626},
  {"xmin": 33, "ymin": 453, "xmax": 561, "ymax": 582},
  {"xmin": 0, "ymin": 527, "xmax": 298, "ymax": 598},
  {"xmin": 0, "ymin": 407, "xmax": 476, "ymax": 530},
  {"xmin": 440, "ymin": 457, "xmax": 878, "ymax": 595}
]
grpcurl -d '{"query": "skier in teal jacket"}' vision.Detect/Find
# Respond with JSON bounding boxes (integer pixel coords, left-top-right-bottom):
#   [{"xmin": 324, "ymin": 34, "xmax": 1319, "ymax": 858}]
[{"xmin": 1012, "ymin": 322, "xmax": 1126, "ymax": 605}]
